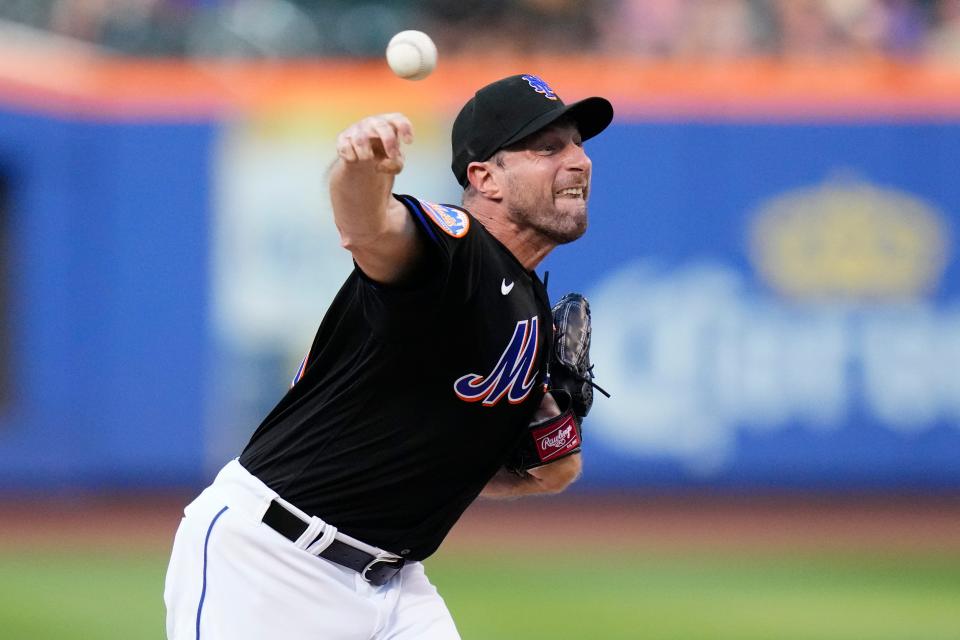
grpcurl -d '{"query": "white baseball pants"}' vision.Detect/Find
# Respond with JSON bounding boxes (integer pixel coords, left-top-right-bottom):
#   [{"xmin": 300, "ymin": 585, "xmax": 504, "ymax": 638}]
[{"xmin": 164, "ymin": 459, "xmax": 461, "ymax": 640}]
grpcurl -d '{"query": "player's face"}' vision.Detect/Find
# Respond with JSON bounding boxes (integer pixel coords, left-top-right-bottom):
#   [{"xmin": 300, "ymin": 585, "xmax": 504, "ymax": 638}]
[{"xmin": 498, "ymin": 121, "xmax": 592, "ymax": 244}]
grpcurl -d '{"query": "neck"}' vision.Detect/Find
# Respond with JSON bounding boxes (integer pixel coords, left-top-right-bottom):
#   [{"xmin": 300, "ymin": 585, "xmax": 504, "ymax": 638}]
[{"xmin": 467, "ymin": 200, "xmax": 556, "ymax": 270}]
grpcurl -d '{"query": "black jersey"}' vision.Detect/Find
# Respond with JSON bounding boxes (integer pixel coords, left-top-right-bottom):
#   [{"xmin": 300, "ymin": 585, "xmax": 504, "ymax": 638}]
[{"xmin": 239, "ymin": 195, "xmax": 553, "ymax": 560}]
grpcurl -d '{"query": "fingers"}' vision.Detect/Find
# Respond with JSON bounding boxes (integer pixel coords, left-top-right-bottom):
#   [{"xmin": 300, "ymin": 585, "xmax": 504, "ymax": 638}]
[
  {"xmin": 370, "ymin": 119, "xmax": 399, "ymax": 159},
  {"xmin": 336, "ymin": 113, "xmax": 414, "ymax": 167},
  {"xmin": 384, "ymin": 113, "xmax": 414, "ymax": 145},
  {"xmin": 375, "ymin": 155, "xmax": 405, "ymax": 175},
  {"xmin": 336, "ymin": 136, "xmax": 358, "ymax": 163}
]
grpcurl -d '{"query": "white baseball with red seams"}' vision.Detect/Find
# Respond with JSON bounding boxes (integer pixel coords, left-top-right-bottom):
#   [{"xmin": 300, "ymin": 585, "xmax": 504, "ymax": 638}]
[{"xmin": 386, "ymin": 30, "xmax": 438, "ymax": 80}]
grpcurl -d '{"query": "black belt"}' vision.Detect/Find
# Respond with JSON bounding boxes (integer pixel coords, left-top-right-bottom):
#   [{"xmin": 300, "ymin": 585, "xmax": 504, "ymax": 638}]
[{"xmin": 261, "ymin": 500, "xmax": 405, "ymax": 587}]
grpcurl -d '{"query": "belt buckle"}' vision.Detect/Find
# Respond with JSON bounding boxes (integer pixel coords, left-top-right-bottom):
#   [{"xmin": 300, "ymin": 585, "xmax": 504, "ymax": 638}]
[{"xmin": 361, "ymin": 552, "xmax": 405, "ymax": 585}]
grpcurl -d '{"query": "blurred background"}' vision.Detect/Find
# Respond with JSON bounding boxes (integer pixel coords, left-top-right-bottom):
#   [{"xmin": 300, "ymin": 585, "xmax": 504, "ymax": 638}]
[{"xmin": 0, "ymin": 0, "xmax": 959, "ymax": 638}]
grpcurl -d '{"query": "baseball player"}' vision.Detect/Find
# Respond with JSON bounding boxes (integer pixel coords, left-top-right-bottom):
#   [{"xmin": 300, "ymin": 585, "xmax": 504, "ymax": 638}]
[{"xmin": 164, "ymin": 74, "xmax": 613, "ymax": 640}]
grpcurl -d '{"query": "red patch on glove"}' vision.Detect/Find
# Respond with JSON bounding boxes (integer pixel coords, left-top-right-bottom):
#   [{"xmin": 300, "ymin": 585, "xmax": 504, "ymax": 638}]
[{"xmin": 532, "ymin": 412, "xmax": 580, "ymax": 464}]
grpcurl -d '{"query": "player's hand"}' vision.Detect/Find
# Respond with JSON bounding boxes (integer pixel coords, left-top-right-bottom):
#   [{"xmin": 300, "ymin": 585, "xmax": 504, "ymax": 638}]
[{"xmin": 335, "ymin": 113, "xmax": 414, "ymax": 175}]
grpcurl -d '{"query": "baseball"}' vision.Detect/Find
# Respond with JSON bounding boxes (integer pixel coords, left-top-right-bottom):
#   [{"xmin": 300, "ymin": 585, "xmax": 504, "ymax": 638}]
[{"xmin": 386, "ymin": 30, "xmax": 437, "ymax": 81}]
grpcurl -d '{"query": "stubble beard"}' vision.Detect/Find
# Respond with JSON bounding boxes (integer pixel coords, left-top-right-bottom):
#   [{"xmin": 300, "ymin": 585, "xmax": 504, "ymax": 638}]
[
  {"xmin": 533, "ymin": 204, "xmax": 587, "ymax": 245},
  {"xmin": 507, "ymin": 185, "xmax": 588, "ymax": 246}
]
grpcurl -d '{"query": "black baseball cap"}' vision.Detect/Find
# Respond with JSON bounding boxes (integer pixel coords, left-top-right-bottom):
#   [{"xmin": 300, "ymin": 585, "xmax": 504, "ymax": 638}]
[{"xmin": 451, "ymin": 74, "xmax": 614, "ymax": 187}]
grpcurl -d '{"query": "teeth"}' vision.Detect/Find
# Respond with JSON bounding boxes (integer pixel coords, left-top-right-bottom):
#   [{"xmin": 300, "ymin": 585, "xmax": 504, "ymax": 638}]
[{"xmin": 558, "ymin": 187, "xmax": 583, "ymax": 196}]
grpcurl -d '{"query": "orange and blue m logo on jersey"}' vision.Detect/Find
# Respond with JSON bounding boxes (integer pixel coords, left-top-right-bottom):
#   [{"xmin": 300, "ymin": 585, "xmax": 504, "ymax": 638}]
[
  {"xmin": 522, "ymin": 74, "xmax": 559, "ymax": 101},
  {"xmin": 454, "ymin": 316, "xmax": 540, "ymax": 406}
]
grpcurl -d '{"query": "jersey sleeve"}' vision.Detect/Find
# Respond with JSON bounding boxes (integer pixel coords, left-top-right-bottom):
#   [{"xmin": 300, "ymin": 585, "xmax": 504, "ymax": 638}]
[{"xmin": 354, "ymin": 194, "xmax": 480, "ymax": 339}]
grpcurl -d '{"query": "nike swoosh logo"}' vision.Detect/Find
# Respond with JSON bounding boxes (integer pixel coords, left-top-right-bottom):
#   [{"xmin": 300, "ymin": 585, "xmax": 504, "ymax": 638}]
[{"xmin": 501, "ymin": 279, "xmax": 515, "ymax": 295}]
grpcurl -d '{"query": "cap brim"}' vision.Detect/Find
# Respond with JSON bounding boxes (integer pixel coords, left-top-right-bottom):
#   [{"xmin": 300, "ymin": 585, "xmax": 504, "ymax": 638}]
[{"xmin": 501, "ymin": 96, "xmax": 614, "ymax": 149}]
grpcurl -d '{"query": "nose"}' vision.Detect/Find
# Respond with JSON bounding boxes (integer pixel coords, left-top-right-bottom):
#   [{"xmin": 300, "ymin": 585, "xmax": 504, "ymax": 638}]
[{"xmin": 565, "ymin": 143, "xmax": 591, "ymax": 172}]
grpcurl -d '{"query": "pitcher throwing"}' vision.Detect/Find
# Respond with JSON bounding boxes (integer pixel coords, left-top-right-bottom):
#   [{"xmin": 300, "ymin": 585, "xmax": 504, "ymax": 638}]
[{"xmin": 164, "ymin": 73, "xmax": 613, "ymax": 640}]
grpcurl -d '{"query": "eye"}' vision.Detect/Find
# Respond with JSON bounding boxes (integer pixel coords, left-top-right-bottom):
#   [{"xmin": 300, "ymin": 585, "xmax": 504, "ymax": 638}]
[{"xmin": 537, "ymin": 138, "xmax": 562, "ymax": 154}]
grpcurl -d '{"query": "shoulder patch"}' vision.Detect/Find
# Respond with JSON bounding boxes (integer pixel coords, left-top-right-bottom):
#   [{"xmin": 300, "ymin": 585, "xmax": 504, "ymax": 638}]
[{"xmin": 417, "ymin": 199, "xmax": 470, "ymax": 238}]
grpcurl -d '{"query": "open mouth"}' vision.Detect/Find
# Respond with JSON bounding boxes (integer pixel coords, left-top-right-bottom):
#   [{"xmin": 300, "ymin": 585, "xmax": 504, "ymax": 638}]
[{"xmin": 556, "ymin": 187, "xmax": 585, "ymax": 198}]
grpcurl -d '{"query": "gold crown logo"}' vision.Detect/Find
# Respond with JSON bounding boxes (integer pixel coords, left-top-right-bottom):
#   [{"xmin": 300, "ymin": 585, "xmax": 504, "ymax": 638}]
[{"xmin": 749, "ymin": 180, "xmax": 951, "ymax": 300}]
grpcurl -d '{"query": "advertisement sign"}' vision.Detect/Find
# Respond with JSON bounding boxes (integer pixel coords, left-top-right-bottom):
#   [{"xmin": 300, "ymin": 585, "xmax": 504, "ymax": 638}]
[{"xmin": 571, "ymin": 123, "xmax": 960, "ymax": 487}]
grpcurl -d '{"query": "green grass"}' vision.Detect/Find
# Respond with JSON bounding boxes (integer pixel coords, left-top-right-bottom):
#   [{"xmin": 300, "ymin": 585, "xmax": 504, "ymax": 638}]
[
  {"xmin": 0, "ymin": 548, "xmax": 957, "ymax": 639},
  {"xmin": 0, "ymin": 549, "xmax": 167, "ymax": 639},
  {"xmin": 427, "ymin": 551, "xmax": 960, "ymax": 640}
]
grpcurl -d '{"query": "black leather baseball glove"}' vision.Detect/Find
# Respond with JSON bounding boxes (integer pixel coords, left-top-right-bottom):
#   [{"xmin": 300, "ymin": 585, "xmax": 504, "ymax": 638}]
[
  {"xmin": 550, "ymin": 292, "xmax": 605, "ymax": 419},
  {"xmin": 504, "ymin": 293, "xmax": 609, "ymax": 472}
]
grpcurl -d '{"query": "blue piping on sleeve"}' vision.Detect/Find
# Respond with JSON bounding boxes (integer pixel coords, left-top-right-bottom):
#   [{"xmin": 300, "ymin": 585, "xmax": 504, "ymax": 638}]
[{"xmin": 399, "ymin": 195, "xmax": 441, "ymax": 246}]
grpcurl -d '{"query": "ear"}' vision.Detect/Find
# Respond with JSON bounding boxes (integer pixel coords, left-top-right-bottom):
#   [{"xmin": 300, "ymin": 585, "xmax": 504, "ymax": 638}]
[{"xmin": 466, "ymin": 161, "xmax": 503, "ymax": 200}]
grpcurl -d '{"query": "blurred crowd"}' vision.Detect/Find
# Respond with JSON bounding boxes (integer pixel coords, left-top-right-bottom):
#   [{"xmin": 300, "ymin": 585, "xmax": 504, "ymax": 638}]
[{"xmin": 2, "ymin": 0, "xmax": 960, "ymax": 61}]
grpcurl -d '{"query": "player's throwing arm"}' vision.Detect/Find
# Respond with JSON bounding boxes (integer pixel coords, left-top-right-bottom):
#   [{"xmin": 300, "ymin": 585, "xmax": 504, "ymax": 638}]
[{"xmin": 330, "ymin": 113, "xmax": 422, "ymax": 284}]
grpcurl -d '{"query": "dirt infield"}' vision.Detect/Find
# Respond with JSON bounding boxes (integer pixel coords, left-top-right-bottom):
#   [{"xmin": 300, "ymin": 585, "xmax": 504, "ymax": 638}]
[
  {"xmin": 1, "ymin": 492, "xmax": 958, "ymax": 555},
  {"xmin": 451, "ymin": 493, "xmax": 960, "ymax": 554}
]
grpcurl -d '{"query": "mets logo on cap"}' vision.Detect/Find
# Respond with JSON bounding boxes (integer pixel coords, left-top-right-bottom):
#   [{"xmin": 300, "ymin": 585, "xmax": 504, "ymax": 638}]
[{"xmin": 522, "ymin": 74, "xmax": 559, "ymax": 101}]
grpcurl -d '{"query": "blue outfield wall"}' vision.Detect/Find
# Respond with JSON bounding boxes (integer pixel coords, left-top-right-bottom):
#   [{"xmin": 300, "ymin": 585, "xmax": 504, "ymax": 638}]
[
  {"xmin": 0, "ymin": 107, "xmax": 214, "ymax": 489},
  {"xmin": 555, "ymin": 121, "xmax": 960, "ymax": 490},
  {"xmin": 0, "ymin": 107, "xmax": 958, "ymax": 491}
]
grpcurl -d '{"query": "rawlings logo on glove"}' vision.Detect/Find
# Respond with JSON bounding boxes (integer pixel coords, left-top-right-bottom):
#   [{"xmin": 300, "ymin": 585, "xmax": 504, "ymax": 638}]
[
  {"xmin": 504, "ymin": 293, "xmax": 609, "ymax": 472},
  {"xmin": 533, "ymin": 414, "xmax": 579, "ymax": 463}
]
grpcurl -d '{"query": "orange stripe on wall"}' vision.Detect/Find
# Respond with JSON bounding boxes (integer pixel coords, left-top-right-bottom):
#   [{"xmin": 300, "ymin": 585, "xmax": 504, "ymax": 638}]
[{"xmin": 2, "ymin": 51, "xmax": 960, "ymax": 120}]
